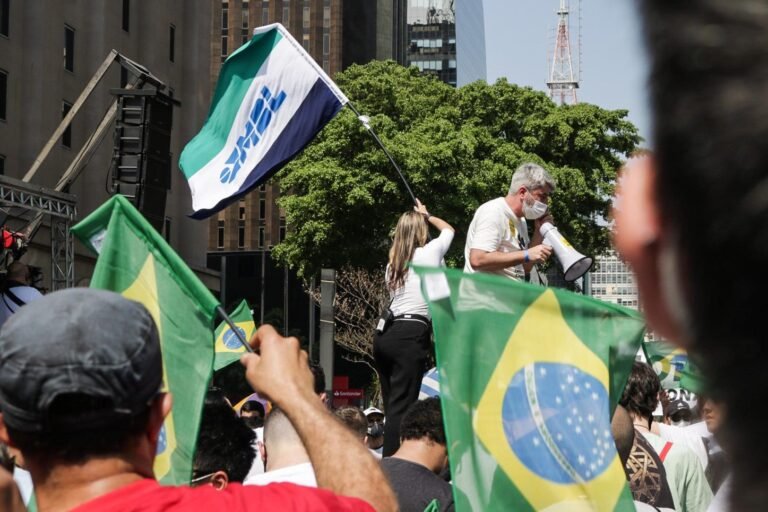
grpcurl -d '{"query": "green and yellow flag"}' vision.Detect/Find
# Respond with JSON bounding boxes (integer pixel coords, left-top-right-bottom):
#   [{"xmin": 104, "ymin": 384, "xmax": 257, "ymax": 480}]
[
  {"xmin": 642, "ymin": 340, "xmax": 688, "ymax": 390},
  {"xmin": 72, "ymin": 195, "xmax": 218, "ymax": 485},
  {"xmin": 414, "ymin": 267, "xmax": 645, "ymax": 512},
  {"xmin": 214, "ymin": 299, "xmax": 255, "ymax": 371}
]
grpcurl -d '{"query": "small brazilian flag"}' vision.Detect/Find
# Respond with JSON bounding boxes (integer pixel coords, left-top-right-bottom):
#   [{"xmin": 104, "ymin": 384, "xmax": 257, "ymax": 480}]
[
  {"xmin": 214, "ymin": 299, "xmax": 256, "ymax": 370},
  {"xmin": 642, "ymin": 340, "xmax": 688, "ymax": 390},
  {"xmin": 72, "ymin": 195, "xmax": 218, "ymax": 485},
  {"xmin": 414, "ymin": 267, "xmax": 645, "ymax": 512}
]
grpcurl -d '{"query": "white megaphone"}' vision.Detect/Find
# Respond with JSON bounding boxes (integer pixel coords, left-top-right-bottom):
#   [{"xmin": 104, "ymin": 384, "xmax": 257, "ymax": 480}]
[{"xmin": 539, "ymin": 222, "xmax": 593, "ymax": 282}]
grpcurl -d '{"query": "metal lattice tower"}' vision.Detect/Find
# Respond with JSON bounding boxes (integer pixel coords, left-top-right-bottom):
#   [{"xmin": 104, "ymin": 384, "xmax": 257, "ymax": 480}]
[{"xmin": 547, "ymin": 0, "xmax": 579, "ymax": 105}]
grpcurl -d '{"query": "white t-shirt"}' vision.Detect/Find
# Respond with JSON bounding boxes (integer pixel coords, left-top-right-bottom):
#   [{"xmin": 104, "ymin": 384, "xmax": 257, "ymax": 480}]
[
  {"xmin": 657, "ymin": 421, "xmax": 710, "ymax": 471},
  {"xmin": 244, "ymin": 462, "xmax": 317, "ymax": 487},
  {"xmin": 464, "ymin": 197, "xmax": 529, "ymax": 280},
  {"xmin": 387, "ymin": 228, "xmax": 454, "ymax": 318}
]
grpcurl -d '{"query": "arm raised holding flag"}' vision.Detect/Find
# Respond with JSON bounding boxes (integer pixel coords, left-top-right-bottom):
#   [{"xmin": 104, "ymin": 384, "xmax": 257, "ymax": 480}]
[{"xmin": 241, "ymin": 325, "xmax": 398, "ymax": 511}]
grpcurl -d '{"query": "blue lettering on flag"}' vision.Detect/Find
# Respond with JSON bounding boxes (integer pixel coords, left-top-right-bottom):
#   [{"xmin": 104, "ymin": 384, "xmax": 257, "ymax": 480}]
[{"xmin": 220, "ymin": 86, "xmax": 288, "ymax": 184}]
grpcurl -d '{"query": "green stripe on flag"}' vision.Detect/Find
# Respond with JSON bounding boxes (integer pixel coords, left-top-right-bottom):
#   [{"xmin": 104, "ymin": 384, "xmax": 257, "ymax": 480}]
[
  {"xmin": 72, "ymin": 195, "xmax": 218, "ymax": 485},
  {"xmin": 179, "ymin": 27, "xmax": 283, "ymax": 178},
  {"xmin": 414, "ymin": 267, "xmax": 644, "ymax": 512}
]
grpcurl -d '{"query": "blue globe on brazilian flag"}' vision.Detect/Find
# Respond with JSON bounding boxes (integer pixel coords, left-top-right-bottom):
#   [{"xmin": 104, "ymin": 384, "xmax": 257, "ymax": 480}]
[{"xmin": 415, "ymin": 267, "xmax": 645, "ymax": 511}]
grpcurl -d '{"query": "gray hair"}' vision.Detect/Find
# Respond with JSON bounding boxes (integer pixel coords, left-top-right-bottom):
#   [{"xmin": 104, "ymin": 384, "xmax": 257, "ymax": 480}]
[{"xmin": 508, "ymin": 163, "xmax": 556, "ymax": 195}]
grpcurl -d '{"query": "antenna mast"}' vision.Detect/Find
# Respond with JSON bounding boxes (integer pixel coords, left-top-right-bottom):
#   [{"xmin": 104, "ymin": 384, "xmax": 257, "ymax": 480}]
[{"xmin": 547, "ymin": 0, "xmax": 579, "ymax": 105}]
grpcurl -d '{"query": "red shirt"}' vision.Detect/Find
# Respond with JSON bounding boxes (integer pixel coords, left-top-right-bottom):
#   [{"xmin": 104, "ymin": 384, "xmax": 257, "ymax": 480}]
[{"xmin": 72, "ymin": 479, "xmax": 375, "ymax": 512}]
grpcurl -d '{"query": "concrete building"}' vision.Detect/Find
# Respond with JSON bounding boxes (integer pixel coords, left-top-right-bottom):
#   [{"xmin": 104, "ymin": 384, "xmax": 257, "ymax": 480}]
[
  {"xmin": 0, "ymin": 0, "xmax": 217, "ymax": 290},
  {"xmin": 394, "ymin": 0, "xmax": 486, "ymax": 87},
  {"xmin": 589, "ymin": 251, "xmax": 639, "ymax": 310}
]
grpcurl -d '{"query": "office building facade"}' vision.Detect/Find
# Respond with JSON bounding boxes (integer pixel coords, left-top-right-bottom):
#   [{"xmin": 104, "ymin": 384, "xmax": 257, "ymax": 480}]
[
  {"xmin": 0, "ymin": 0, "xmax": 217, "ymax": 289},
  {"xmin": 394, "ymin": 0, "xmax": 486, "ymax": 87},
  {"xmin": 589, "ymin": 251, "xmax": 639, "ymax": 310}
]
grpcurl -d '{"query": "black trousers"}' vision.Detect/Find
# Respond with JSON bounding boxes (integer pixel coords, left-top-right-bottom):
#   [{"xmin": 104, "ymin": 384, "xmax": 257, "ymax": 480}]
[{"xmin": 373, "ymin": 319, "xmax": 431, "ymax": 457}]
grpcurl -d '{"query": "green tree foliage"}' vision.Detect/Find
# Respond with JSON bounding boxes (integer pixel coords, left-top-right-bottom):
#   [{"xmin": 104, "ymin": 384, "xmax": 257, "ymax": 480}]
[{"xmin": 273, "ymin": 61, "xmax": 640, "ymax": 278}]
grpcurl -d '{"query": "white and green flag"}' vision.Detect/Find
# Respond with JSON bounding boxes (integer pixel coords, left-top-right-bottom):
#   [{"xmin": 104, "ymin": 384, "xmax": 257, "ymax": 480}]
[{"xmin": 180, "ymin": 23, "xmax": 348, "ymax": 218}]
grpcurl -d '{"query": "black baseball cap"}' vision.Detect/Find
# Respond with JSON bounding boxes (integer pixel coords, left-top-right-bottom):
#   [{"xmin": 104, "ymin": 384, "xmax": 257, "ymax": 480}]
[
  {"xmin": 664, "ymin": 399, "xmax": 691, "ymax": 418},
  {"xmin": 0, "ymin": 288, "xmax": 162, "ymax": 433}
]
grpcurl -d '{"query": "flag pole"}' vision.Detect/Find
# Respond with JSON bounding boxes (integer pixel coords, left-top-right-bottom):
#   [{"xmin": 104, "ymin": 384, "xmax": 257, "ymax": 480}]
[
  {"xmin": 215, "ymin": 305, "xmax": 255, "ymax": 353},
  {"xmin": 346, "ymin": 101, "xmax": 418, "ymax": 206}
]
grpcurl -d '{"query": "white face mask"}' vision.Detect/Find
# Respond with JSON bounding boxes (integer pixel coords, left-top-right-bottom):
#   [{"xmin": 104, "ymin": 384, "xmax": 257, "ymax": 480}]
[{"xmin": 523, "ymin": 192, "xmax": 548, "ymax": 220}]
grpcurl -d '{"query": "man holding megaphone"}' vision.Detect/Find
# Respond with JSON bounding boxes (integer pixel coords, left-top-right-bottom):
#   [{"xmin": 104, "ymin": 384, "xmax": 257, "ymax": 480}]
[{"xmin": 464, "ymin": 163, "xmax": 555, "ymax": 283}]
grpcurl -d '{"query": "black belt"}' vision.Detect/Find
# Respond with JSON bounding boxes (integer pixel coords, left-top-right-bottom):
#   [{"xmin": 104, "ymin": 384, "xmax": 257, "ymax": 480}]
[{"xmin": 393, "ymin": 314, "xmax": 430, "ymax": 325}]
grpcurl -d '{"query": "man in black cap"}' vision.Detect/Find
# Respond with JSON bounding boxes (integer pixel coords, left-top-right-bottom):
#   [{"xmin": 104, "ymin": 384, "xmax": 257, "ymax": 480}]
[
  {"xmin": 0, "ymin": 288, "xmax": 396, "ymax": 512},
  {"xmin": 664, "ymin": 400, "xmax": 693, "ymax": 428}
]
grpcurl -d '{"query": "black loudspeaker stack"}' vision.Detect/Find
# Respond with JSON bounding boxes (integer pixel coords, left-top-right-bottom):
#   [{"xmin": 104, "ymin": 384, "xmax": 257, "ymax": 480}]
[{"xmin": 110, "ymin": 89, "xmax": 175, "ymax": 232}]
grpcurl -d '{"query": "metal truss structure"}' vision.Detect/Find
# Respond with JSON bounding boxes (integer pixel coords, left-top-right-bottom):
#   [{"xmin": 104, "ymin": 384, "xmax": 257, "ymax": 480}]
[
  {"xmin": 0, "ymin": 175, "xmax": 77, "ymax": 290},
  {"xmin": 547, "ymin": 0, "xmax": 580, "ymax": 105}
]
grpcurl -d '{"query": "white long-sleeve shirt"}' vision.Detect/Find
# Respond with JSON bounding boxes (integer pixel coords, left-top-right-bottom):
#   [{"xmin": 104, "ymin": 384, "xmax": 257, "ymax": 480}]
[{"xmin": 387, "ymin": 229, "xmax": 454, "ymax": 318}]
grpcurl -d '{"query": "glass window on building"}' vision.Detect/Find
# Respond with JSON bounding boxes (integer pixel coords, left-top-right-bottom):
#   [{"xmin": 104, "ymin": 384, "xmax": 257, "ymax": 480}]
[
  {"xmin": 61, "ymin": 101, "xmax": 72, "ymax": 148},
  {"xmin": 322, "ymin": 33, "xmax": 329, "ymax": 55},
  {"xmin": 282, "ymin": 3, "xmax": 289, "ymax": 25},
  {"xmin": 262, "ymin": 1, "xmax": 270, "ymax": 26},
  {"xmin": 64, "ymin": 25, "xmax": 75, "ymax": 72},
  {"xmin": 279, "ymin": 225, "xmax": 286, "ymax": 242},
  {"xmin": 258, "ymin": 227, "xmax": 265, "ymax": 248},
  {"xmin": 169, "ymin": 24, "xmax": 175, "ymax": 62},
  {"xmin": 303, "ymin": 6, "xmax": 310, "ymax": 29},
  {"xmin": 217, "ymin": 220, "xmax": 225, "ymax": 249},
  {"xmin": 238, "ymin": 220, "xmax": 245, "ymax": 248},
  {"xmin": 122, "ymin": 0, "xmax": 130, "ymax": 32},
  {"xmin": 323, "ymin": 6, "xmax": 330, "ymax": 28},
  {"xmin": 0, "ymin": 0, "xmax": 9, "ymax": 37},
  {"xmin": 0, "ymin": 69, "xmax": 6, "ymax": 121},
  {"xmin": 0, "ymin": 154, "xmax": 5, "ymax": 175},
  {"xmin": 242, "ymin": 1, "xmax": 249, "ymax": 44},
  {"xmin": 259, "ymin": 198, "xmax": 266, "ymax": 219},
  {"xmin": 164, "ymin": 217, "xmax": 171, "ymax": 243}
]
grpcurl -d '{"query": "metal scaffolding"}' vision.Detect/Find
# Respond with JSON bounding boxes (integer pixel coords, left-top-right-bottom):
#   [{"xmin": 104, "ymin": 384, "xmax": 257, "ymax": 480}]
[{"xmin": 0, "ymin": 175, "xmax": 77, "ymax": 290}]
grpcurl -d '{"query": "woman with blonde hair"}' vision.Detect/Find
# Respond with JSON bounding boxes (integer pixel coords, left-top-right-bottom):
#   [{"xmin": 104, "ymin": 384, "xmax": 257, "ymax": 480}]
[{"xmin": 373, "ymin": 199, "xmax": 454, "ymax": 456}]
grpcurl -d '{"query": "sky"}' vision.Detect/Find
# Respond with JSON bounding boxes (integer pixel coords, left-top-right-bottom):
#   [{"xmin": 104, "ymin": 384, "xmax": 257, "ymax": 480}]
[{"xmin": 482, "ymin": 0, "xmax": 651, "ymax": 143}]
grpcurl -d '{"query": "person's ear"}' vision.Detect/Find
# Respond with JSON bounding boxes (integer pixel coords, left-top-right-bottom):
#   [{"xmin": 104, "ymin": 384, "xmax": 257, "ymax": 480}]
[
  {"xmin": 0, "ymin": 414, "xmax": 12, "ymax": 447},
  {"xmin": 148, "ymin": 393, "xmax": 173, "ymax": 444},
  {"xmin": 612, "ymin": 156, "xmax": 684, "ymax": 344},
  {"xmin": 209, "ymin": 470, "xmax": 229, "ymax": 490},
  {"xmin": 258, "ymin": 441, "xmax": 266, "ymax": 465}
]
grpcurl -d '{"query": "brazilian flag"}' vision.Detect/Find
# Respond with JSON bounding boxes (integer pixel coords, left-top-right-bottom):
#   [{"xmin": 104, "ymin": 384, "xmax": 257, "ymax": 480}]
[
  {"xmin": 642, "ymin": 340, "xmax": 688, "ymax": 390},
  {"xmin": 72, "ymin": 195, "xmax": 218, "ymax": 485},
  {"xmin": 214, "ymin": 299, "xmax": 256, "ymax": 370},
  {"xmin": 414, "ymin": 267, "xmax": 645, "ymax": 511}
]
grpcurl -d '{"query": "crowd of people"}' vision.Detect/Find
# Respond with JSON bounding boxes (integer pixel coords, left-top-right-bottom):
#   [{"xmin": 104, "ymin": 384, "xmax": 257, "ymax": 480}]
[{"xmin": 3, "ymin": 0, "xmax": 768, "ymax": 509}]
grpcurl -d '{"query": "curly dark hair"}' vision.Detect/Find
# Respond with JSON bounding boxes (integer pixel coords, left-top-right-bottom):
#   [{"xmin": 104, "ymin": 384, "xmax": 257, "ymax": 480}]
[
  {"xmin": 619, "ymin": 362, "xmax": 660, "ymax": 421},
  {"xmin": 399, "ymin": 397, "xmax": 446, "ymax": 445}
]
